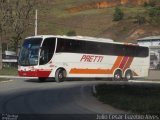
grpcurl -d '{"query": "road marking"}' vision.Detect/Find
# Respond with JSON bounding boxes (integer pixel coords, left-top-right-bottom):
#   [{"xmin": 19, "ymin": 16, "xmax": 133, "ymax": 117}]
[
  {"xmin": 0, "ymin": 76, "xmax": 37, "ymax": 79},
  {"xmin": 129, "ymin": 80, "xmax": 160, "ymax": 84},
  {"xmin": 0, "ymin": 80, "xmax": 13, "ymax": 83},
  {"xmin": 92, "ymin": 85, "xmax": 97, "ymax": 94}
]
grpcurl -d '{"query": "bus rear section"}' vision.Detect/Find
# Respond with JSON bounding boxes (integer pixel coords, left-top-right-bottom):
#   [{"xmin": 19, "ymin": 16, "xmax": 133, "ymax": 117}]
[{"xmin": 18, "ymin": 35, "xmax": 150, "ymax": 82}]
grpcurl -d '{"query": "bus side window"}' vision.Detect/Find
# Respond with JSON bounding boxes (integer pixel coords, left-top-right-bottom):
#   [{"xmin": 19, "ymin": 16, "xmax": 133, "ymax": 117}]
[
  {"xmin": 40, "ymin": 47, "xmax": 49, "ymax": 65},
  {"xmin": 65, "ymin": 39, "xmax": 81, "ymax": 53},
  {"xmin": 86, "ymin": 41, "xmax": 100, "ymax": 54},
  {"xmin": 40, "ymin": 38, "xmax": 56, "ymax": 65},
  {"xmin": 124, "ymin": 45, "xmax": 135, "ymax": 57}
]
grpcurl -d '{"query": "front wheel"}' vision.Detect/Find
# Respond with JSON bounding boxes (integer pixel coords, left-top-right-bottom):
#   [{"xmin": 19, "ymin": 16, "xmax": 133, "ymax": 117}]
[{"xmin": 55, "ymin": 69, "xmax": 66, "ymax": 82}]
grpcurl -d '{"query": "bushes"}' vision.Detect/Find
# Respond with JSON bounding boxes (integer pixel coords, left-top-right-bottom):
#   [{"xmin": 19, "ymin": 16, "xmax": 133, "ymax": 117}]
[
  {"xmin": 144, "ymin": 1, "xmax": 156, "ymax": 7},
  {"xmin": 134, "ymin": 15, "xmax": 146, "ymax": 25},
  {"xmin": 66, "ymin": 30, "xmax": 77, "ymax": 36},
  {"xmin": 112, "ymin": 2, "xmax": 160, "ymax": 25},
  {"xmin": 134, "ymin": 3, "xmax": 160, "ymax": 25},
  {"xmin": 148, "ymin": 7, "xmax": 160, "ymax": 24},
  {"xmin": 113, "ymin": 7, "xmax": 124, "ymax": 21}
]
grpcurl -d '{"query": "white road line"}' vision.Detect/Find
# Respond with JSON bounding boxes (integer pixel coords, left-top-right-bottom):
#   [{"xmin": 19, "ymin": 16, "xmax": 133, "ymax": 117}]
[
  {"xmin": 0, "ymin": 80, "xmax": 13, "ymax": 83},
  {"xmin": 92, "ymin": 85, "xmax": 97, "ymax": 94},
  {"xmin": 0, "ymin": 76, "xmax": 37, "ymax": 79},
  {"xmin": 129, "ymin": 80, "xmax": 160, "ymax": 84}
]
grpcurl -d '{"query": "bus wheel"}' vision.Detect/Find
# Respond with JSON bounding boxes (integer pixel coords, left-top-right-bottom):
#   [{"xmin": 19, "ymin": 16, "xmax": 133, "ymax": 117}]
[
  {"xmin": 113, "ymin": 70, "xmax": 122, "ymax": 81},
  {"xmin": 125, "ymin": 70, "xmax": 132, "ymax": 81},
  {"xmin": 38, "ymin": 77, "xmax": 46, "ymax": 82},
  {"xmin": 55, "ymin": 69, "xmax": 66, "ymax": 82}
]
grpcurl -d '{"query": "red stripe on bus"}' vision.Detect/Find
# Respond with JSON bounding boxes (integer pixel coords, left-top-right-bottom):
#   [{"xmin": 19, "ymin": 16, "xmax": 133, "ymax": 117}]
[
  {"xmin": 18, "ymin": 70, "xmax": 51, "ymax": 77},
  {"xmin": 119, "ymin": 57, "xmax": 129, "ymax": 69},
  {"xmin": 123, "ymin": 57, "xmax": 134, "ymax": 72}
]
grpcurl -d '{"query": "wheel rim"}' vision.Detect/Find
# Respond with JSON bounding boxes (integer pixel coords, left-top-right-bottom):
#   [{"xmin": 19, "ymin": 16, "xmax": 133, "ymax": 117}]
[
  {"xmin": 114, "ymin": 73, "xmax": 121, "ymax": 80},
  {"xmin": 115, "ymin": 74, "xmax": 120, "ymax": 79},
  {"xmin": 126, "ymin": 73, "xmax": 131, "ymax": 80},
  {"xmin": 125, "ymin": 71, "xmax": 132, "ymax": 80},
  {"xmin": 58, "ymin": 70, "xmax": 66, "ymax": 80},
  {"xmin": 58, "ymin": 73, "xmax": 63, "ymax": 79}
]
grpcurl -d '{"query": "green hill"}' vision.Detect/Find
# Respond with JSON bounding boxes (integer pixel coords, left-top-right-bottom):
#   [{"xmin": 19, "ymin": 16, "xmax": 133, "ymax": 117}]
[
  {"xmin": 2, "ymin": 0, "xmax": 160, "ymax": 46},
  {"xmin": 34, "ymin": 0, "xmax": 160, "ymax": 43}
]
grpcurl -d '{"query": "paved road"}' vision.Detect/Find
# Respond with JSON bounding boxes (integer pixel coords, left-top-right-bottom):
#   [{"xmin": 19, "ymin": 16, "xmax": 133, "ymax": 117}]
[
  {"xmin": 0, "ymin": 79, "xmax": 128, "ymax": 120},
  {"xmin": 0, "ymin": 69, "xmax": 160, "ymax": 120}
]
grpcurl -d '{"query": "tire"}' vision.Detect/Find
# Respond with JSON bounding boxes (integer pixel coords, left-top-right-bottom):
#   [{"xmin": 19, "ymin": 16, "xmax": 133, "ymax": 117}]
[
  {"xmin": 125, "ymin": 70, "xmax": 133, "ymax": 81},
  {"xmin": 38, "ymin": 77, "xmax": 46, "ymax": 82},
  {"xmin": 55, "ymin": 69, "xmax": 66, "ymax": 82},
  {"xmin": 113, "ymin": 70, "xmax": 122, "ymax": 81}
]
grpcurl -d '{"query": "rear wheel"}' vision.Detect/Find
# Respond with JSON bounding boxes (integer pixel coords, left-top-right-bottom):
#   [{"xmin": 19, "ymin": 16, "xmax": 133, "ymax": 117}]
[
  {"xmin": 125, "ymin": 70, "xmax": 133, "ymax": 81},
  {"xmin": 113, "ymin": 70, "xmax": 122, "ymax": 81},
  {"xmin": 55, "ymin": 69, "xmax": 66, "ymax": 82}
]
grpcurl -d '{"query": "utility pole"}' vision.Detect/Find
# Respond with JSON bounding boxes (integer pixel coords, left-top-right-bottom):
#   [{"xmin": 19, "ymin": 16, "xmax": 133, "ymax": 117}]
[
  {"xmin": 35, "ymin": 9, "xmax": 37, "ymax": 36},
  {"xmin": 0, "ymin": 33, "xmax": 2, "ymax": 69}
]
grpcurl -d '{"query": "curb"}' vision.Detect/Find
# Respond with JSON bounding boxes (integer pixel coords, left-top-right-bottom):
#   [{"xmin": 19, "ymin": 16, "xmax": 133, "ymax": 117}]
[
  {"xmin": 0, "ymin": 75, "xmax": 37, "ymax": 79},
  {"xmin": 129, "ymin": 80, "xmax": 160, "ymax": 84}
]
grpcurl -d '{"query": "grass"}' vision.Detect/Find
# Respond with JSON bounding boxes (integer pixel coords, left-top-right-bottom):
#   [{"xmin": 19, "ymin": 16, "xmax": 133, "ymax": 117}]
[
  {"xmin": 2, "ymin": 0, "xmax": 159, "ymax": 45},
  {"xmin": 37, "ymin": 0, "xmax": 147, "ymax": 38},
  {"xmin": 33, "ymin": 0, "xmax": 157, "ymax": 42},
  {"xmin": 0, "ymin": 78, "xmax": 10, "ymax": 82},
  {"xmin": 95, "ymin": 84, "xmax": 160, "ymax": 114},
  {"xmin": 0, "ymin": 67, "xmax": 18, "ymax": 76}
]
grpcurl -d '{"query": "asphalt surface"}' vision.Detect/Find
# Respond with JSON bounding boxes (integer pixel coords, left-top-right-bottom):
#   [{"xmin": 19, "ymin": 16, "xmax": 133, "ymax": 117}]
[
  {"xmin": 0, "ymin": 79, "xmax": 128, "ymax": 120},
  {"xmin": 0, "ymin": 69, "xmax": 160, "ymax": 120}
]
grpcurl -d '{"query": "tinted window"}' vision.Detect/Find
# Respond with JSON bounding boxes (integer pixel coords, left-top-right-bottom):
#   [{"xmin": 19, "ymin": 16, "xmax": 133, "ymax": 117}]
[
  {"xmin": 135, "ymin": 46, "xmax": 149, "ymax": 57},
  {"xmin": 56, "ymin": 38, "xmax": 86, "ymax": 53},
  {"xmin": 86, "ymin": 41, "xmax": 101, "ymax": 54},
  {"xmin": 56, "ymin": 38, "xmax": 148, "ymax": 57},
  {"xmin": 40, "ymin": 38, "xmax": 56, "ymax": 65}
]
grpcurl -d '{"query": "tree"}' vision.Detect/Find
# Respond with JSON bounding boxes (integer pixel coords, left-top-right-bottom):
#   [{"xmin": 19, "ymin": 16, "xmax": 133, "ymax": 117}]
[
  {"xmin": 0, "ymin": 0, "xmax": 38, "ymax": 69},
  {"xmin": 9, "ymin": 0, "xmax": 38, "ymax": 52},
  {"xmin": 1, "ymin": 0, "xmax": 38, "ymax": 52},
  {"xmin": 113, "ymin": 7, "xmax": 124, "ymax": 21},
  {"xmin": 0, "ymin": 0, "xmax": 13, "ymax": 69}
]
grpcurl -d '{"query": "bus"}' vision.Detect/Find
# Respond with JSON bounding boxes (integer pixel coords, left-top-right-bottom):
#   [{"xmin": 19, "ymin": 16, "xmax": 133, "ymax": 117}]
[{"xmin": 18, "ymin": 35, "xmax": 149, "ymax": 82}]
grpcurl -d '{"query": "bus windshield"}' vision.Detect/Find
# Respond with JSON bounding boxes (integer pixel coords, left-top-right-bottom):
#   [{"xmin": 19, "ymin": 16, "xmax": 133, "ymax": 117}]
[{"xmin": 18, "ymin": 38, "xmax": 42, "ymax": 66}]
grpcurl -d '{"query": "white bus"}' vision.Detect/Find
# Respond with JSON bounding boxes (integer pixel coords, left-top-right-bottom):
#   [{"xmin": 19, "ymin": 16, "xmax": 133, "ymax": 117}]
[{"xmin": 18, "ymin": 35, "xmax": 149, "ymax": 82}]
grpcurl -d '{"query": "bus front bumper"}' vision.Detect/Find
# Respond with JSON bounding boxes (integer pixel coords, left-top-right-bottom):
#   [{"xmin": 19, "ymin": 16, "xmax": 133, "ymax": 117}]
[{"xmin": 18, "ymin": 70, "xmax": 52, "ymax": 77}]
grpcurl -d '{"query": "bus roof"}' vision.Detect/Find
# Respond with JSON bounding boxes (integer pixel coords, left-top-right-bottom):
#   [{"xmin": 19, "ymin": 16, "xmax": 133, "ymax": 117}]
[
  {"xmin": 26, "ymin": 35, "xmax": 139, "ymax": 46},
  {"xmin": 26, "ymin": 35, "xmax": 114, "ymax": 43}
]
